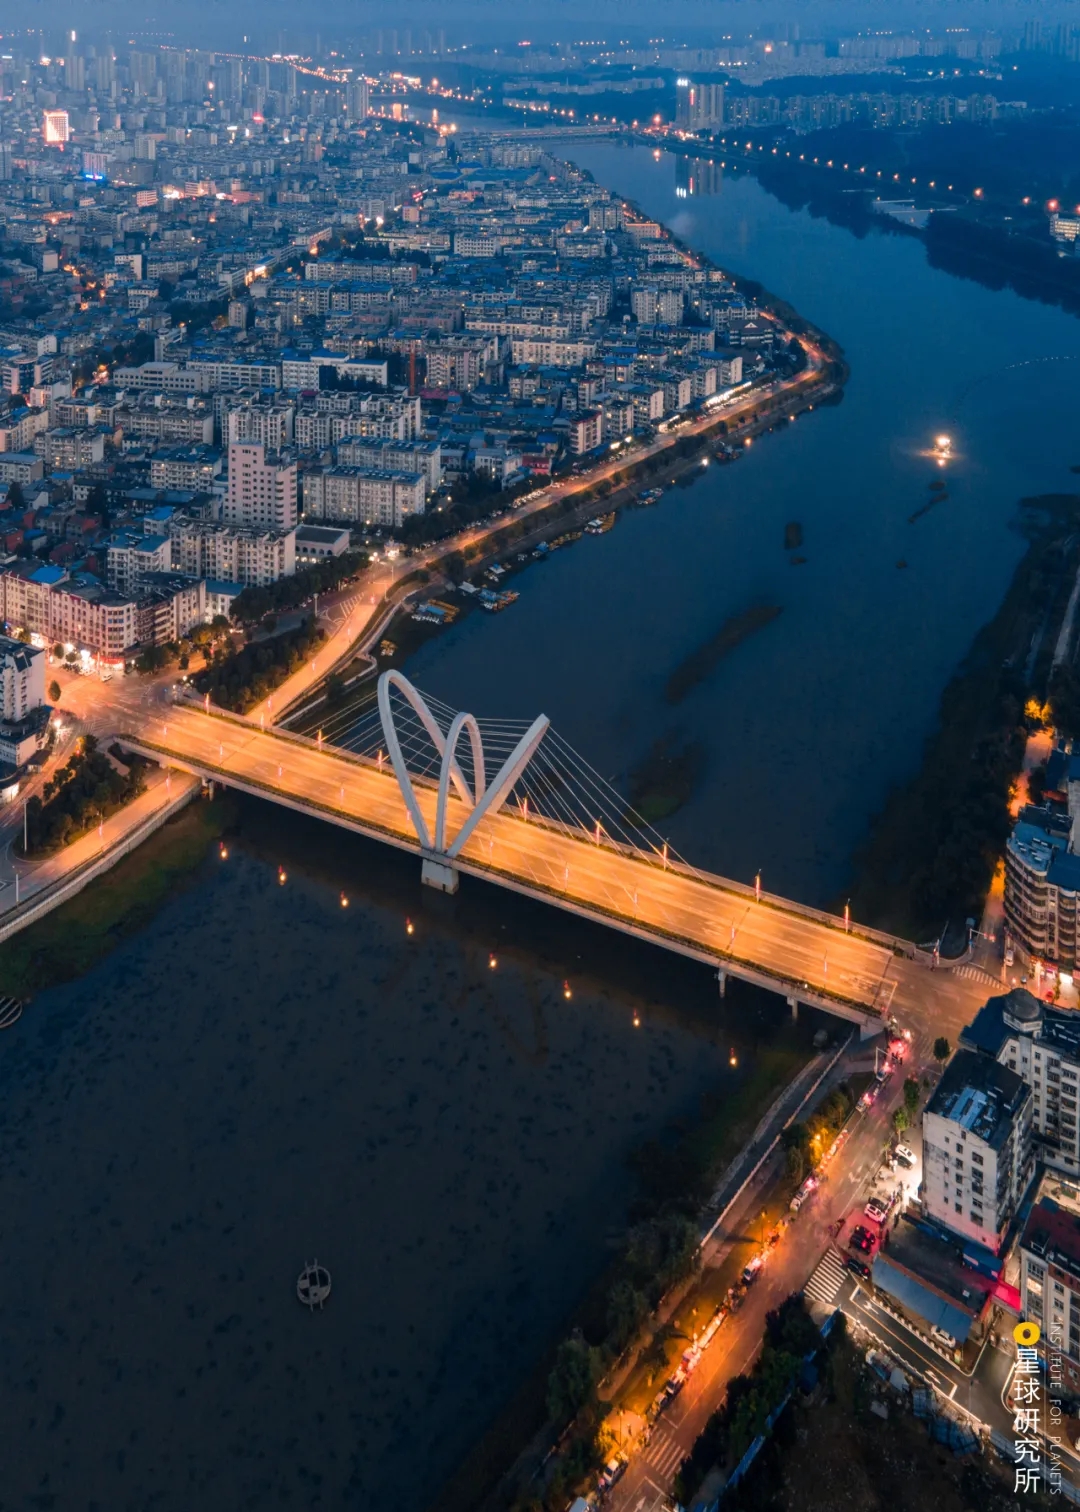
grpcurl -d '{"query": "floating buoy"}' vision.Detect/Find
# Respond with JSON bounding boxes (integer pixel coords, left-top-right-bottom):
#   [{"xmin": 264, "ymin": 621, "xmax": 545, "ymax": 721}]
[
  {"xmin": 340, "ymin": 892, "xmax": 349, "ymax": 909},
  {"xmin": 278, "ymin": 866, "xmax": 287, "ymax": 886},
  {"xmin": 563, "ymin": 980, "xmax": 572, "ymax": 1000},
  {"xmin": 489, "ymin": 952, "xmax": 498, "ymax": 970},
  {"xmin": 406, "ymin": 917, "xmax": 414, "ymax": 935},
  {"xmin": 219, "ymin": 843, "xmax": 228, "ymax": 860}
]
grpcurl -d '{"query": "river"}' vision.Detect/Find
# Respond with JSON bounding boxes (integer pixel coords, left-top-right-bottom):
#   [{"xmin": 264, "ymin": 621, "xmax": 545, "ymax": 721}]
[
  {"xmin": 400, "ymin": 141, "xmax": 1080, "ymax": 905},
  {"xmin": 4, "ymin": 143, "xmax": 1080, "ymax": 1512}
]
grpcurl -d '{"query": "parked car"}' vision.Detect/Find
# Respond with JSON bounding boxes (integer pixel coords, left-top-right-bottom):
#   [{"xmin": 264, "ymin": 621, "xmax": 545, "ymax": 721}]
[
  {"xmin": 1005, "ymin": 946, "xmax": 1015, "ymax": 967},
  {"xmin": 846, "ymin": 1255, "xmax": 872, "ymax": 1279},
  {"xmin": 930, "ymin": 1326, "xmax": 957, "ymax": 1350},
  {"xmin": 865, "ymin": 1197, "xmax": 888, "ymax": 1223},
  {"xmin": 894, "ymin": 1144, "xmax": 916, "ymax": 1167},
  {"xmin": 742, "ymin": 1253, "xmax": 765, "ymax": 1286},
  {"xmin": 849, "ymin": 1224, "xmax": 875, "ymax": 1255}
]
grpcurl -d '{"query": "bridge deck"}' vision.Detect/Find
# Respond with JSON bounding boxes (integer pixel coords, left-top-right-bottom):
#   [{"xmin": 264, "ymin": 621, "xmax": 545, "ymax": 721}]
[{"xmin": 131, "ymin": 706, "xmax": 902, "ymax": 1027}]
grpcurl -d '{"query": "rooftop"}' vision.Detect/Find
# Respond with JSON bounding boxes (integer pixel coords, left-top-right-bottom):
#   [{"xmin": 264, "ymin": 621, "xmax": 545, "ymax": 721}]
[{"xmin": 925, "ymin": 1048, "xmax": 1028, "ymax": 1151}]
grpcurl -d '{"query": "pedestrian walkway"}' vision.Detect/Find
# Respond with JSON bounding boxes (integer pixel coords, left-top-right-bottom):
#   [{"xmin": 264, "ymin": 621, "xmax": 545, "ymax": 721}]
[
  {"xmin": 952, "ymin": 964, "xmax": 1000, "ymax": 987},
  {"xmin": 643, "ymin": 1423, "xmax": 685, "ymax": 1481},
  {"xmin": 803, "ymin": 1248, "xmax": 847, "ymax": 1307}
]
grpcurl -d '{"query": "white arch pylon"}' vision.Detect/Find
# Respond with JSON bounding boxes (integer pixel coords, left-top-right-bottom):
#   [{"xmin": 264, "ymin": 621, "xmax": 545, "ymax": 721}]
[{"xmin": 376, "ymin": 670, "xmax": 550, "ymax": 860}]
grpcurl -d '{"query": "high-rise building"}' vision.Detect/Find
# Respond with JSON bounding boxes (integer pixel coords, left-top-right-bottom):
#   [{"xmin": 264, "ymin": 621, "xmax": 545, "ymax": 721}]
[
  {"xmin": 921, "ymin": 1047, "xmax": 1032, "ymax": 1254},
  {"xmin": 42, "ymin": 110, "xmax": 71, "ymax": 145},
  {"xmin": 346, "ymin": 80, "xmax": 370, "ymax": 121},
  {"xmin": 675, "ymin": 78, "xmax": 724, "ymax": 133},
  {"xmin": 1018, "ymin": 1171, "xmax": 1080, "ymax": 1392},
  {"xmin": 224, "ymin": 442, "xmax": 298, "ymax": 531}
]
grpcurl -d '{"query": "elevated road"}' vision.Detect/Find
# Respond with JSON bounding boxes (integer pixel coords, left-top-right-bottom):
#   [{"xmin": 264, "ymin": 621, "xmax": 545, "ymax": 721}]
[{"xmin": 124, "ymin": 703, "xmax": 989, "ymax": 1035}]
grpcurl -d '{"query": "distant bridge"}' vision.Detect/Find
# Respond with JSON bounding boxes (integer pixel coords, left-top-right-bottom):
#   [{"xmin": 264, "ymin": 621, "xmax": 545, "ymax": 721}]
[{"xmin": 125, "ymin": 673, "xmax": 938, "ymax": 1036}]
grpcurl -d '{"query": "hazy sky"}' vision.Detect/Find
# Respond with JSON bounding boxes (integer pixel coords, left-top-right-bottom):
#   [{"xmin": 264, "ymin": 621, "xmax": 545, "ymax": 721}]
[{"xmin": 13, "ymin": 0, "xmax": 1080, "ymax": 52}]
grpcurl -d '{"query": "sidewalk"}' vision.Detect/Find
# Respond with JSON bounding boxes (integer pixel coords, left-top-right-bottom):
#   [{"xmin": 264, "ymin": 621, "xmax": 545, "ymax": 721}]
[{"xmin": 0, "ymin": 768, "xmax": 201, "ymax": 940}]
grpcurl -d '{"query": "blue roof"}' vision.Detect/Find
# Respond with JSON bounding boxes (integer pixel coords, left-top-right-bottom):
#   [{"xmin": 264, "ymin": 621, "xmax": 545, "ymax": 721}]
[
  {"xmin": 1048, "ymin": 851, "xmax": 1080, "ymax": 893},
  {"xmin": 871, "ymin": 1255, "xmax": 975, "ymax": 1343},
  {"xmin": 30, "ymin": 564, "xmax": 66, "ymax": 585},
  {"xmin": 205, "ymin": 579, "xmax": 243, "ymax": 596}
]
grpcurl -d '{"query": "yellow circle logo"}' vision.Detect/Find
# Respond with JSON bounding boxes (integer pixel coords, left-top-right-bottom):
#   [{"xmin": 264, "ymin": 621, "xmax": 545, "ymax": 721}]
[{"xmin": 1014, "ymin": 1322, "xmax": 1042, "ymax": 1346}]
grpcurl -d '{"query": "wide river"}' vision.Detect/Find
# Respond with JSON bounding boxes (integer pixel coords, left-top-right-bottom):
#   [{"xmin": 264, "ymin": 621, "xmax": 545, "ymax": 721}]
[
  {"xmin": 405, "ymin": 141, "xmax": 1080, "ymax": 904},
  {"xmin": 3, "ymin": 145, "xmax": 1080, "ymax": 1512}
]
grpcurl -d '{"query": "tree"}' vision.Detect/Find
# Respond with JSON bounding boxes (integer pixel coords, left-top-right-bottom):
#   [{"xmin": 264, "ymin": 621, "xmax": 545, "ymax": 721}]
[
  {"xmin": 443, "ymin": 550, "xmax": 467, "ymax": 586},
  {"xmin": 545, "ymin": 1337, "xmax": 599, "ymax": 1425},
  {"xmin": 52, "ymin": 643, "xmax": 63, "ymax": 659},
  {"xmin": 605, "ymin": 1280, "xmax": 649, "ymax": 1353},
  {"xmin": 933, "ymin": 1036, "xmax": 951, "ymax": 1066},
  {"xmin": 903, "ymin": 1076, "xmax": 921, "ymax": 1116},
  {"xmin": 6, "ymin": 480, "xmax": 24, "ymax": 510},
  {"xmin": 48, "ymin": 680, "xmax": 61, "ymax": 703},
  {"xmin": 326, "ymin": 673, "xmax": 346, "ymax": 706},
  {"xmin": 892, "ymin": 1107, "xmax": 909, "ymax": 1133}
]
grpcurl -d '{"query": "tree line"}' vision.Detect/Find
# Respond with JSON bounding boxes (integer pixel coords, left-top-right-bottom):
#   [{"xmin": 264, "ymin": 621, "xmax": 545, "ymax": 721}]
[
  {"xmin": 194, "ymin": 618, "xmax": 326, "ymax": 713},
  {"xmin": 230, "ymin": 552, "xmax": 369, "ymax": 625},
  {"xmin": 24, "ymin": 736, "xmax": 146, "ymax": 854}
]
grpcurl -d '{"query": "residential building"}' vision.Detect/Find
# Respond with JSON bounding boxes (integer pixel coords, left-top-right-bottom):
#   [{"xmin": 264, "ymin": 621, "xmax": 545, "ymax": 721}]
[
  {"xmin": 0, "ymin": 634, "xmax": 44, "ymax": 720},
  {"xmin": 568, "ymin": 409, "xmax": 603, "ymax": 455},
  {"xmin": 149, "ymin": 445, "xmax": 223, "ymax": 492},
  {"xmin": 922, "ymin": 1047, "xmax": 1032, "ymax": 1254},
  {"xmin": 675, "ymin": 78, "xmax": 725, "ymax": 132},
  {"xmin": 224, "ymin": 442, "xmax": 298, "ymax": 531},
  {"xmin": 335, "ymin": 437, "xmax": 441, "ymax": 492},
  {"xmin": 301, "ymin": 467, "xmax": 425, "ymax": 528},
  {"xmin": 1019, "ymin": 1171, "xmax": 1080, "ymax": 1390},
  {"xmin": 961, "ymin": 986, "xmax": 1080, "ymax": 1177}
]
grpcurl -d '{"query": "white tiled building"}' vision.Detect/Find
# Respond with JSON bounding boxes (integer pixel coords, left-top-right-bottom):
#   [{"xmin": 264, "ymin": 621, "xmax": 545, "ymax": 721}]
[
  {"xmin": 921, "ymin": 1048, "xmax": 1032, "ymax": 1254},
  {"xmin": 302, "ymin": 466, "xmax": 424, "ymax": 528},
  {"xmin": 224, "ymin": 442, "xmax": 298, "ymax": 531}
]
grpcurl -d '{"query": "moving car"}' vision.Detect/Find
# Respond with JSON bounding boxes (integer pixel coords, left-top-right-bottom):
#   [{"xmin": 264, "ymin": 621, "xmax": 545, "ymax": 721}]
[
  {"xmin": 864, "ymin": 1197, "xmax": 888, "ymax": 1223},
  {"xmin": 846, "ymin": 1255, "xmax": 872, "ymax": 1280}
]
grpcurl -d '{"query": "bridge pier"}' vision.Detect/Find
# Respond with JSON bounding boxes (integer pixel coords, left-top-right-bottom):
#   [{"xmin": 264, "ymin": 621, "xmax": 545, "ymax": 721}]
[
  {"xmin": 787, "ymin": 995, "xmax": 799, "ymax": 1021},
  {"xmin": 716, "ymin": 969, "xmax": 727, "ymax": 998},
  {"xmin": 421, "ymin": 857, "xmax": 459, "ymax": 894}
]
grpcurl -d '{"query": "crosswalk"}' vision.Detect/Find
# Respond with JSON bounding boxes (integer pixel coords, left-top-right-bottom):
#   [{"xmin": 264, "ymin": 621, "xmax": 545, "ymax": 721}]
[
  {"xmin": 952, "ymin": 964, "xmax": 1001, "ymax": 986},
  {"xmin": 643, "ymin": 1423, "xmax": 686, "ymax": 1480},
  {"xmin": 803, "ymin": 1248, "xmax": 848, "ymax": 1307}
]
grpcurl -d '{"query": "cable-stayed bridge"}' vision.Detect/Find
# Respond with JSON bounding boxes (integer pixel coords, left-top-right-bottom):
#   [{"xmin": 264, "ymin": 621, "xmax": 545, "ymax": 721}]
[{"xmin": 124, "ymin": 672, "xmax": 952, "ymax": 1036}]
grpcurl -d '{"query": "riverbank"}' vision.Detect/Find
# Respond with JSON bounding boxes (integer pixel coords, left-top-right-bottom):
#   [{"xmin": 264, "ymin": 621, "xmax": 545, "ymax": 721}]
[
  {"xmin": 0, "ymin": 794, "xmax": 233, "ymax": 997},
  {"xmin": 664, "ymin": 134, "xmax": 1080, "ymax": 326},
  {"xmin": 435, "ymin": 1027, "xmax": 812, "ymax": 1512},
  {"xmin": 848, "ymin": 492, "xmax": 1080, "ymax": 939},
  {"xmin": 297, "ymin": 374, "xmax": 838, "ymax": 734}
]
